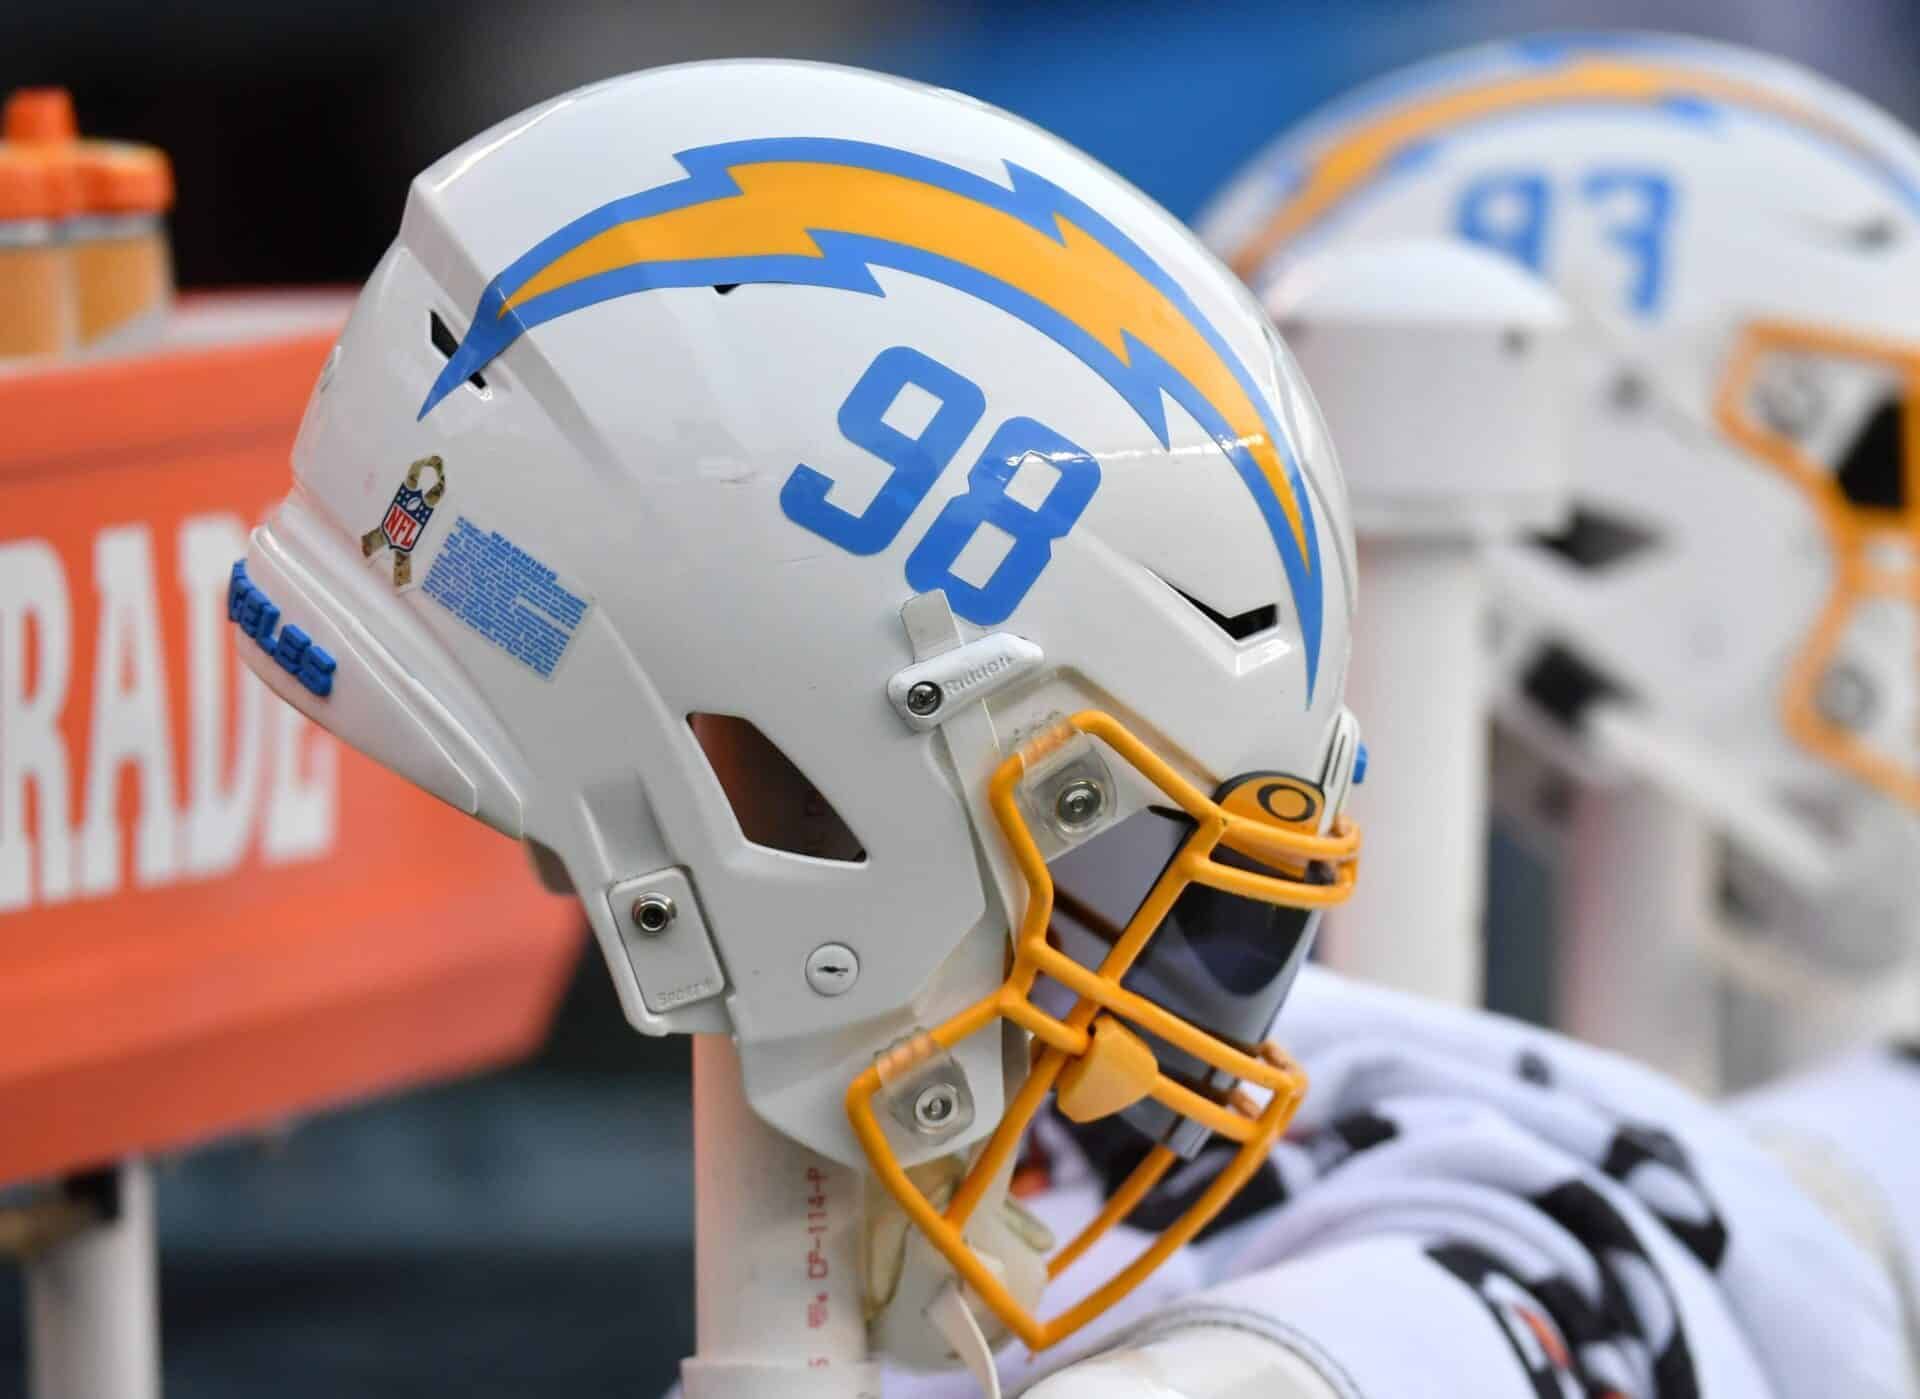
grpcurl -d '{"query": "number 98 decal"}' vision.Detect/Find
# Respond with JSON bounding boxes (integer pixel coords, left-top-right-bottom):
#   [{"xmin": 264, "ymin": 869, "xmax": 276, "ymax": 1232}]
[{"xmin": 780, "ymin": 346, "xmax": 1102, "ymax": 625}]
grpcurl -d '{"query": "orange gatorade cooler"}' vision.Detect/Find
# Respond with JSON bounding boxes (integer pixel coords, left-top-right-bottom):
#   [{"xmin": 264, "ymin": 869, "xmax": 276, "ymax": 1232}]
[
  {"xmin": 3, "ymin": 86, "xmax": 175, "ymax": 349},
  {"xmin": 0, "ymin": 141, "xmax": 78, "ymax": 360},
  {"xmin": 71, "ymin": 137, "xmax": 174, "ymax": 345},
  {"xmin": 0, "ymin": 297, "xmax": 582, "ymax": 1183}
]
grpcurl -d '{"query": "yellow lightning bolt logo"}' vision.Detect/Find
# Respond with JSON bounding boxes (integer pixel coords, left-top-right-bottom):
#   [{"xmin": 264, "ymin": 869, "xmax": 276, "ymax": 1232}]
[
  {"xmin": 426, "ymin": 137, "xmax": 1329, "ymax": 686},
  {"xmin": 1221, "ymin": 51, "xmax": 1905, "ymax": 277}
]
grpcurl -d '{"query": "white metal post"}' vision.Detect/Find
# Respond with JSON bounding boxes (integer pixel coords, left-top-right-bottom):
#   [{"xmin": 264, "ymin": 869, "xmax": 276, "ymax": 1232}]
[
  {"xmin": 1267, "ymin": 240, "xmax": 1570, "ymax": 1007},
  {"xmin": 1557, "ymin": 782, "xmax": 1722, "ymax": 1095},
  {"xmin": 1329, "ymin": 536, "xmax": 1489, "ymax": 1003},
  {"xmin": 681, "ymin": 1034, "xmax": 879, "ymax": 1399},
  {"xmin": 25, "ymin": 1160, "xmax": 161, "ymax": 1399}
]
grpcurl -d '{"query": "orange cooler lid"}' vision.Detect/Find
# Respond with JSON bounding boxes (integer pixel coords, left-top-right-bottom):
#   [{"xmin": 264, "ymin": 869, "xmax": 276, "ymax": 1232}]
[
  {"xmin": 3, "ymin": 87, "xmax": 79, "ymax": 144},
  {"xmin": 3, "ymin": 86, "xmax": 173, "ymax": 217},
  {"xmin": 76, "ymin": 141, "xmax": 173, "ymax": 215}
]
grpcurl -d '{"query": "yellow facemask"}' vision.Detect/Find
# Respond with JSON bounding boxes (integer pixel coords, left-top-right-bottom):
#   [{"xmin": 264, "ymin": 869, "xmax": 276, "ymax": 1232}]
[
  {"xmin": 1716, "ymin": 320, "xmax": 1920, "ymax": 810},
  {"xmin": 846, "ymin": 709, "xmax": 1361, "ymax": 1350}
]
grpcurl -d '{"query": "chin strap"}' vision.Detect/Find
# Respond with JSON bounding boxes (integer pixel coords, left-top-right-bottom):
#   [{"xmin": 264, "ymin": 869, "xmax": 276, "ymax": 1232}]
[
  {"xmin": 927, "ymin": 1282, "xmax": 1004, "ymax": 1399},
  {"xmin": 865, "ymin": 1145, "xmax": 1054, "ymax": 1378}
]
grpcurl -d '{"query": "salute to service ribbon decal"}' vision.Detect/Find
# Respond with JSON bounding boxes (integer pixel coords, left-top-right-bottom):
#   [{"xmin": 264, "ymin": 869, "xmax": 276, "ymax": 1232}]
[{"xmin": 362, "ymin": 454, "xmax": 448, "ymax": 587}]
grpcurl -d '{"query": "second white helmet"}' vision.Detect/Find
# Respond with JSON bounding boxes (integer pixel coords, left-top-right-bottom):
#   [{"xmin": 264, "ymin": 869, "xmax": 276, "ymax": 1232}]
[{"xmin": 1204, "ymin": 33, "xmax": 1919, "ymax": 942}]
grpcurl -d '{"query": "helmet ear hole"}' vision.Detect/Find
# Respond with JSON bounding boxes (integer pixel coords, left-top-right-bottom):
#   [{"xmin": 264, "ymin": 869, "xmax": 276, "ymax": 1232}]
[{"xmin": 687, "ymin": 713, "xmax": 867, "ymax": 864}]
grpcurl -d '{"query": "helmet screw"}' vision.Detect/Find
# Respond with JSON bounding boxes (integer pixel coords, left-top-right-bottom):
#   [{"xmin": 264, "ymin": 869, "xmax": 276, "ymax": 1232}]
[
  {"xmin": 805, "ymin": 942, "xmax": 860, "ymax": 997},
  {"xmin": 630, "ymin": 892, "xmax": 676, "ymax": 936},
  {"xmin": 1815, "ymin": 662, "xmax": 1877, "ymax": 731},
  {"xmin": 906, "ymin": 681, "xmax": 943, "ymax": 717},
  {"xmin": 1755, "ymin": 361, "xmax": 1824, "ymax": 439},
  {"xmin": 1054, "ymin": 778, "xmax": 1106, "ymax": 831},
  {"xmin": 912, "ymin": 1082, "xmax": 962, "ymax": 1135},
  {"xmin": 1610, "ymin": 370, "xmax": 1649, "ymax": 413}
]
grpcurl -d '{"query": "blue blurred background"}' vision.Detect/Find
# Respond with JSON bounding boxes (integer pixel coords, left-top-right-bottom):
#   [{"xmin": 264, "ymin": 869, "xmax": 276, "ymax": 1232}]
[{"xmin": 2, "ymin": 0, "xmax": 1917, "ymax": 1393}]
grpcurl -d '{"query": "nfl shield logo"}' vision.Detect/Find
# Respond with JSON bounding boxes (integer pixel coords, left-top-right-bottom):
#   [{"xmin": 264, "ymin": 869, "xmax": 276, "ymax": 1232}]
[
  {"xmin": 382, "ymin": 489, "xmax": 430, "ymax": 553},
  {"xmin": 362, "ymin": 455, "xmax": 447, "ymax": 587}
]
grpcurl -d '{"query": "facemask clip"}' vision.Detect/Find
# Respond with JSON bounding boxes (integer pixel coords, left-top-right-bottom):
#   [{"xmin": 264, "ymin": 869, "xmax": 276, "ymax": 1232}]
[
  {"xmin": 1014, "ymin": 720, "xmax": 1121, "ymax": 860},
  {"xmin": 876, "ymin": 1033, "xmax": 977, "ymax": 1143}
]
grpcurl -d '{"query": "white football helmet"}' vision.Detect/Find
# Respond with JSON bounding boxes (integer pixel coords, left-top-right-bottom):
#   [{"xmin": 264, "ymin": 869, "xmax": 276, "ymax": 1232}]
[
  {"xmin": 232, "ymin": 61, "xmax": 1362, "ymax": 1348},
  {"xmin": 1203, "ymin": 33, "xmax": 1918, "ymax": 977}
]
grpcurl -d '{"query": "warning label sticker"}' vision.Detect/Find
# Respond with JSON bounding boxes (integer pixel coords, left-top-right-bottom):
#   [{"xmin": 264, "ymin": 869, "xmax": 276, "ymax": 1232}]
[{"xmin": 422, "ymin": 517, "xmax": 589, "ymax": 679}]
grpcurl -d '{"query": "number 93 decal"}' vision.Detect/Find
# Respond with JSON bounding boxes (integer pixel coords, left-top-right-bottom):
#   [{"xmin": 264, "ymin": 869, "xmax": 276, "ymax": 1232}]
[
  {"xmin": 1454, "ymin": 166, "xmax": 1675, "ymax": 316},
  {"xmin": 780, "ymin": 346, "xmax": 1101, "ymax": 625}
]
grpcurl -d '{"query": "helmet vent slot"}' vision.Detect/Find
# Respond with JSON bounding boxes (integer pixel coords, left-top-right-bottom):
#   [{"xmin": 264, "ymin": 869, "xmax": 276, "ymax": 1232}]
[
  {"xmin": 1167, "ymin": 584, "xmax": 1278, "ymax": 642},
  {"xmin": 1834, "ymin": 395, "xmax": 1906, "ymax": 510},
  {"xmin": 712, "ymin": 283, "xmax": 740, "ymax": 295},
  {"xmin": 1533, "ymin": 506, "xmax": 1659, "ymax": 571},
  {"xmin": 1848, "ymin": 216, "xmax": 1899, "ymax": 251},
  {"xmin": 428, "ymin": 310, "xmax": 488, "ymax": 391},
  {"xmin": 1521, "ymin": 642, "xmax": 1630, "ymax": 732},
  {"xmin": 687, "ymin": 713, "xmax": 867, "ymax": 864}
]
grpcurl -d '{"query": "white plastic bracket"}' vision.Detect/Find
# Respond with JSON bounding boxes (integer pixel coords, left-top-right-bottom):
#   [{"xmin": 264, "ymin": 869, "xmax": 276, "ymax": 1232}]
[
  {"xmin": 888, "ymin": 630, "xmax": 1043, "ymax": 733},
  {"xmin": 1585, "ymin": 702, "xmax": 1836, "ymax": 895},
  {"xmin": 926, "ymin": 1283, "xmax": 1003, "ymax": 1399},
  {"xmin": 897, "ymin": 592, "xmax": 1026, "ymax": 927}
]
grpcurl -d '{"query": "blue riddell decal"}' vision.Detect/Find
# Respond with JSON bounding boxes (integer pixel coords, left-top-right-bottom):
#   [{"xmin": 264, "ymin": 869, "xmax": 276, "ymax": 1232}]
[
  {"xmin": 230, "ymin": 561, "xmax": 337, "ymax": 698},
  {"xmin": 421, "ymin": 137, "xmax": 1328, "ymax": 699}
]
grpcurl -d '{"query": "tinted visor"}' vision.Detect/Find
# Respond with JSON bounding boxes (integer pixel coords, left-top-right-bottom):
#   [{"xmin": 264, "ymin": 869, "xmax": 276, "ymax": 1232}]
[{"xmin": 1049, "ymin": 801, "xmax": 1323, "ymax": 1157}]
